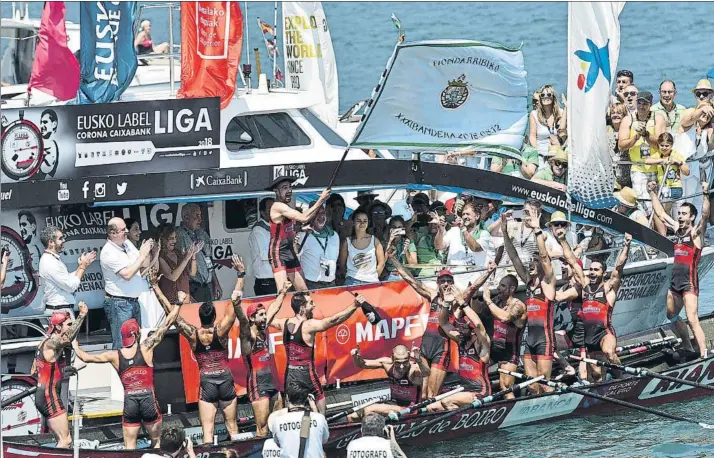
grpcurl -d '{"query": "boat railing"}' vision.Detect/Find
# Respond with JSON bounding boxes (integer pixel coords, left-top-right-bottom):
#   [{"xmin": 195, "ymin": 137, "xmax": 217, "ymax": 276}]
[
  {"xmin": 0, "ymin": 313, "xmax": 89, "ymax": 341},
  {"xmin": 135, "ymin": 2, "xmax": 180, "ymax": 96}
]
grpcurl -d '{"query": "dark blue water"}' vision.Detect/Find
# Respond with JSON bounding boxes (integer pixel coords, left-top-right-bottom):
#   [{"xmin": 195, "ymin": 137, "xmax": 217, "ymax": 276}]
[{"xmin": 3, "ymin": 2, "xmax": 714, "ymax": 456}]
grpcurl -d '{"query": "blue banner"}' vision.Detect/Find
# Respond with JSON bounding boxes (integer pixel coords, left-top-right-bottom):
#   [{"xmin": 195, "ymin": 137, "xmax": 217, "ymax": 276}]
[{"xmin": 78, "ymin": 1, "xmax": 138, "ymax": 103}]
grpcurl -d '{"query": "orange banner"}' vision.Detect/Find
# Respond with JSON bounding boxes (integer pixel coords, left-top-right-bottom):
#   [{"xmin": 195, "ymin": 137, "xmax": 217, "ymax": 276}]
[
  {"xmin": 178, "ymin": 281, "xmax": 458, "ymax": 403},
  {"xmin": 177, "ymin": 1, "xmax": 243, "ymax": 109}
]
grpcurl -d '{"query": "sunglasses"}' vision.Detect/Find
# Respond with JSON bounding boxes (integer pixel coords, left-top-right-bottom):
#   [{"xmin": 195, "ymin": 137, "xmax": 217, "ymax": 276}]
[
  {"xmin": 695, "ymin": 91, "xmax": 712, "ymax": 98},
  {"xmin": 438, "ymin": 278, "xmax": 454, "ymax": 285},
  {"xmin": 553, "ymin": 160, "xmax": 568, "ymax": 168},
  {"xmin": 610, "ymin": 115, "xmax": 623, "ymax": 120},
  {"xmin": 372, "ymin": 210, "xmax": 387, "ymax": 215},
  {"xmin": 624, "ymin": 92, "xmax": 638, "ymax": 98},
  {"xmin": 540, "ymin": 93, "xmax": 554, "ymax": 99},
  {"xmin": 551, "ymin": 222, "xmax": 569, "ymax": 228}
]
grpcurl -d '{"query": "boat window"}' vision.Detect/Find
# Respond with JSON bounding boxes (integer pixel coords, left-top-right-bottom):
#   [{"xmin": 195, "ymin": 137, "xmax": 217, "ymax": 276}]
[
  {"xmin": 224, "ymin": 112, "xmax": 310, "ymax": 151},
  {"xmin": 225, "ymin": 198, "xmax": 258, "ymax": 230},
  {"xmin": 300, "ymin": 108, "xmax": 348, "ymax": 147}
]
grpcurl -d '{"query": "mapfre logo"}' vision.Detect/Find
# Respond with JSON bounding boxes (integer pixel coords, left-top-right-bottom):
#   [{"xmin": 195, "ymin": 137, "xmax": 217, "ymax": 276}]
[{"xmin": 335, "ymin": 324, "xmax": 350, "ymax": 345}]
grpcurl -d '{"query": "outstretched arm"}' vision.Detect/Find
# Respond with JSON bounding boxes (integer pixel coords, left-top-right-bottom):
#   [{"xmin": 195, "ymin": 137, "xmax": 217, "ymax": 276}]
[
  {"xmin": 694, "ymin": 182, "xmax": 710, "ymax": 239},
  {"xmin": 271, "ymin": 189, "xmax": 330, "ymax": 224},
  {"xmin": 483, "ymin": 288, "xmax": 525, "ymax": 324},
  {"xmin": 143, "ymin": 303, "xmax": 182, "ymax": 350},
  {"xmin": 351, "ymin": 347, "xmax": 391, "ymax": 371},
  {"xmin": 648, "ymin": 182, "xmax": 679, "ymax": 231},
  {"xmin": 72, "ymin": 340, "xmax": 118, "ymax": 367},
  {"xmin": 501, "ymin": 215, "xmax": 529, "ymax": 284},
  {"xmin": 462, "ymin": 262, "xmax": 497, "ymax": 303},
  {"xmin": 234, "ymin": 299, "xmax": 253, "ymax": 357},
  {"xmin": 217, "ymin": 255, "xmax": 247, "ymax": 337},
  {"xmin": 305, "ymin": 296, "xmax": 361, "ymax": 333},
  {"xmin": 609, "ymin": 233, "xmax": 631, "ymax": 291},
  {"xmin": 47, "ymin": 302, "xmax": 89, "ymax": 353},
  {"xmin": 386, "ymin": 248, "xmax": 436, "ymax": 300},
  {"xmin": 525, "ymin": 208, "xmax": 555, "ymax": 296},
  {"xmin": 150, "ymin": 281, "xmax": 197, "ymax": 347},
  {"xmin": 560, "ymin": 236, "xmax": 587, "ymax": 288},
  {"xmin": 266, "ymin": 281, "xmax": 291, "ymax": 329}
]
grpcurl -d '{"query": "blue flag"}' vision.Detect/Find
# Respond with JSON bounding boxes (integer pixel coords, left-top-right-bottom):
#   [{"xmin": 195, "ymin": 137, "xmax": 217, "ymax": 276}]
[{"xmin": 79, "ymin": 2, "xmax": 138, "ymax": 103}]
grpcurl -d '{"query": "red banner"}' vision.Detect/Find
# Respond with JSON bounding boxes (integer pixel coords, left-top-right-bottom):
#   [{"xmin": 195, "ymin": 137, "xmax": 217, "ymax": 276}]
[
  {"xmin": 177, "ymin": 1, "xmax": 243, "ymax": 109},
  {"xmin": 178, "ymin": 281, "xmax": 458, "ymax": 403}
]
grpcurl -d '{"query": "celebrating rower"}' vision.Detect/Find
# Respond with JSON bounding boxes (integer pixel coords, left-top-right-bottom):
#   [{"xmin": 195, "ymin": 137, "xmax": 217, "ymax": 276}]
[
  {"xmin": 386, "ymin": 248, "xmax": 461, "ymax": 398},
  {"xmin": 267, "ymin": 175, "xmax": 331, "ymax": 292},
  {"xmin": 72, "ymin": 300, "xmax": 180, "ymax": 449},
  {"xmin": 234, "ymin": 281, "xmax": 291, "ymax": 437},
  {"xmin": 31, "ymin": 302, "xmax": 88, "ymax": 448},
  {"xmin": 501, "ymin": 204, "xmax": 557, "ymax": 392},
  {"xmin": 347, "ymin": 344, "xmax": 428, "ymax": 421},
  {"xmin": 650, "ymin": 181, "xmax": 711, "ymax": 358},
  {"xmin": 270, "ymin": 291, "xmax": 365, "ymax": 414},
  {"xmin": 152, "ymin": 255, "xmax": 246, "ymax": 443}
]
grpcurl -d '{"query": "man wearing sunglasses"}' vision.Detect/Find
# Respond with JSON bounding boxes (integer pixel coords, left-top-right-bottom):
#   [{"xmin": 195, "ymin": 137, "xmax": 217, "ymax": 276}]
[
  {"xmin": 532, "ymin": 147, "xmax": 569, "ymax": 192},
  {"xmin": 622, "ymin": 84, "xmax": 639, "ymax": 114},
  {"xmin": 347, "ymin": 344, "xmax": 429, "ymax": 421},
  {"xmin": 612, "ymin": 69, "xmax": 634, "ymax": 105},
  {"xmin": 652, "ymin": 80, "xmax": 686, "ymax": 134}
]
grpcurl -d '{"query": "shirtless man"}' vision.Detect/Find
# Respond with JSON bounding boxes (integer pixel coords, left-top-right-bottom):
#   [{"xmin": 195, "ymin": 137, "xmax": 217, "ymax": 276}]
[
  {"xmin": 269, "ymin": 291, "xmax": 365, "ymax": 414},
  {"xmin": 501, "ymin": 208, "xmax": 556, "ymax": 393},
  {"xmin": 347, "ymin": 344, "xmax": 429, "ymax": 421},
  {"xmin": 267, "ymin": 175, "xmax": 330, "ymax": 292},
  {"xmin": 650, "ymin": 181, "xmax": 710, "ymax": 358},
  {"xmin": 31, "ymin": 302, "xmax": 87, "ymax": 447},
  {"xmin": 234, "ymin": 281, "xmax": 291, "ymax": 436},
  {"xmin": 72, "ymin": 301, "xmax": 181, "ymax": 448},
  {"xmin": 152, "ymin": 255, "xmax": 246, "ymax": 443}
]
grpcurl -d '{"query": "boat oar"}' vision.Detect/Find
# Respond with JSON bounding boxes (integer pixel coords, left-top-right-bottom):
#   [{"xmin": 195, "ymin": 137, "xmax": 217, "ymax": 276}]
[
  {"xmin": 616, "ymin": 338, "xmax": 680, "ymax": 357},
  {"xmin": 571, "ymin": 355, "xmax": 714, "ymax": 393},
  {"xmin": 502, "ymin": 369, "xmax": 714, "ymax": 429},
  {"xmin": 388, "ymin": 385, "xmax": 465, "ymax": 420},
  {"xmin": 326, "ymin": 397, "xmax": 384, "ymax": 423},
  {"xmin": 1, "ymin": 386, "xmax": 38, "ymax": 409},
  {"xmin": 616, "ymin": 336, "xmax": 676, "ymax": 353},
  {"xmin": 394, "ymin": 376, "xmax": 543, "ymax": 440}
]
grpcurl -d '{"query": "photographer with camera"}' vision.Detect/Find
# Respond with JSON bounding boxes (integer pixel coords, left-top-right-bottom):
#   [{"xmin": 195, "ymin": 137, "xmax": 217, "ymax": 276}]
[
  {"xmin": 140, "ymin": 426, "xmax": 196, "ymax": 458},
  {"xmin": 346, "ymin": 413, "xmax": 407, "ymax": 458}
]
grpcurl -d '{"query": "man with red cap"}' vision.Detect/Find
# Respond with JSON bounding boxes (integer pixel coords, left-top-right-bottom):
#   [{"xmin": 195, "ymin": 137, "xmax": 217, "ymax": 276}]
[
  {"xmin": 234, "ymin": 281, "xmax": 291, "ymax": 437},
  {"xmin": 267, "ymin": 174, "xmax": 331, "ymax": 292},
  {"xmin": 72, "ymin": 293, "xmax": 181, "ymax": 449},
  {"xmin": 386, "ymin": 249, "xmax": 464, "ymax": 398},
  {"xmin": 151, "ymin": 255, "xmax": 245, "ymax": 443},
  {"xmin": 31, "ymin": 301, "xmax": 88, "ymax": 448}
]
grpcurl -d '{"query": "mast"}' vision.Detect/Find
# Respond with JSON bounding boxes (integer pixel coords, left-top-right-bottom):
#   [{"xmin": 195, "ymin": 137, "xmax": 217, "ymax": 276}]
[
  {"xmin": 273, "ymin": 1, "xmax": 279, "ymax": 85},
  {"xmin": 565, "ymin": 1, "xmax": 573, "ymax": 225}
]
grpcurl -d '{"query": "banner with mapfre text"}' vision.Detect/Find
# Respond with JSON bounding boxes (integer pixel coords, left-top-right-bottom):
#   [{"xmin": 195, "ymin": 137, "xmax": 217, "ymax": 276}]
[
  {"xmin": 177, "ymin": 281, "xmax": 460, "ymax": 402},
  {"xmin": 0, "ymin": 97, "xmax": 220, "ymax": 184}
]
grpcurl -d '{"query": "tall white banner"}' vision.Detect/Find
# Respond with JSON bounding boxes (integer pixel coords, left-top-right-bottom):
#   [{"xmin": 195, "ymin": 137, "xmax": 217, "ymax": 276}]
[
  {"xmin": 567, "ymin": 1, "xmax": 626, "ymax": 208},
  {"xmin": 351, "ymin": 40, "xmax": 528, "ymax": 156},
  {"xmin": 282, "ymin": 2, "xmax": 339, "ymax": 127}
]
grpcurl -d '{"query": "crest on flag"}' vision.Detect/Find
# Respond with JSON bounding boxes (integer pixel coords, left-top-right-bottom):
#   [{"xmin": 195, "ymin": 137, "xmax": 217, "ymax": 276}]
[{"xmin": 440, "ymin": 75, "xmax": 470, "ymax": 109}]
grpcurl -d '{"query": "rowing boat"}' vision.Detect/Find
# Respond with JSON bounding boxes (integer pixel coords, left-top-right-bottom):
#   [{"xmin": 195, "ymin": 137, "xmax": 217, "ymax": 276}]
[{"xmin": 4, "ymin": 315, "xmax": 714, "ymax": 458}]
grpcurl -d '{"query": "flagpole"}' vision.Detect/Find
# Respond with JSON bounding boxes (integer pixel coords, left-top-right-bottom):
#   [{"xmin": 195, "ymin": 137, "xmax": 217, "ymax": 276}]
[
  {"xmin": 565, "ymin": 1, "xmax": 573, "ymax": 226},
  {"xmin": 244, "ymin": 1, "xmax": 251, "ymax": 90},
  {"xmin": 273, "ymin": 1, "xmax": 279, "ymax": 86}
]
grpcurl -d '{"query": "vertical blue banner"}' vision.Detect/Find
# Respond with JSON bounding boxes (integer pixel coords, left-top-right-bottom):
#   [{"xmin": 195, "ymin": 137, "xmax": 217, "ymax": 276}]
[{"xmin": 79, "ymin": 1, "xmax": 139, "ymax": 103}]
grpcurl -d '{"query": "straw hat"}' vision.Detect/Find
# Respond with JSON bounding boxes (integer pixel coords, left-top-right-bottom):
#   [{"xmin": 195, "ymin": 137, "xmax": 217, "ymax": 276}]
[
  {"xmin": 614, "ymin": 187, "xmax": 638, "ymax": 208},
  {"xmin": 550, "ymin": 147, "xmax": 568, "ymax": 163},
  {"xmin": 692, "ymin": 79, "xmax": 713, "ymax": 93},
  {"xmin": 546, "ymin": 211, "xmax": 569, "ymax": 227}
]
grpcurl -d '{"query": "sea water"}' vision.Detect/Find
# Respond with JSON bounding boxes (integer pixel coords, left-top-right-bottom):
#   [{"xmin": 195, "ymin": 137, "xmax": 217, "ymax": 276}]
[{"xmin": 2, "ymin": 2, "xmax": 714, "ymax": 456}]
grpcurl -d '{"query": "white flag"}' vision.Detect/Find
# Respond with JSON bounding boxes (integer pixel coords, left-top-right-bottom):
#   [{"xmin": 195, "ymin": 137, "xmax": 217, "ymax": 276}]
[
  {"xmin": 282, "ymin": 2, "xmax": 339, "ymax": 128},
  {"xmin": 567, "ymin": 1, "xmax": 626, "ymax": 208},
  {"xmin": 351, "ymin": 39, "xmax": 528, "ymax": 156}
]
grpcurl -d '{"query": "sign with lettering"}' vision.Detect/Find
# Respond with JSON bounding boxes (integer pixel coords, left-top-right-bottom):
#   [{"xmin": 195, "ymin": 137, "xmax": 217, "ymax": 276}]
[
  {"xmin": 499, "ymin": 393, "xmax": 581, "ymax": 427},
  {"xmin": 638, "ymin": 359, "xmax": 714, "ymax": 400},
  {"xmin": 1, "ymin": 98, "xmax": 220, "ymax": 184}
]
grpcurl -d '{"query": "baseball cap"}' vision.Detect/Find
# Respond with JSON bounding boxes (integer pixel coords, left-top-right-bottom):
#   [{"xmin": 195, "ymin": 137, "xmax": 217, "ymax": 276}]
[
  {"xmin": 637, "ymin": 91, "xmax": 653, "ymax": 103},
  {"xmin": 48, "ymin": 311, "xmax": 71, "ymax": 334},
  {"xmin": 437, "ymin": 269, "xmax": 454, "ymax": 279},
  {"xmin": 246, "ymin": 303, "xmax": 265, "ymax": 318},
  {"xmin": 120, "ymin": 319, "xmax": 140, "ymax": 347}
]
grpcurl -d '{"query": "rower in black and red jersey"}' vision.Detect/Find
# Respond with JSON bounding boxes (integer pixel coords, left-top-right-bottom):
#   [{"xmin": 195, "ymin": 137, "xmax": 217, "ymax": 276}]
[
  {"xmin": 481, "ymin": 273, "xmax": 526, "ymax": 398},
  {"xmin": 270, "ymin": 291, "xmax": 364, "ymax": 414},
  {"xmin": 31, "ymin": 302, "xmax": 88, "ymax": 448},
  {"xmin": 650, "ymin": 181, "xmax": 710, "ymax": 358},
  {"xmin": 501, "ymin": 202, "xmax": 556, "ymax": 393},
  {"xmin": 267, "ymin": 175, "xmax": 331, "ymax": 292},
  {"xmin": 73, "ymin": 298, "xmax": 180, "ymax": 449},
  {"xmin": 386, "ymin": 247, "xmax": 464, "ymax": 398},
  {"xmin": 151, "ymin": 255, "xmax": 245, "ymax": 443},
  {"xmin": 234, "ymin": 281, "xmax": 291, "ymax": 437},
  {"xmin": 347, "ymin": 344, "xmax": 428, "ymax": 421}
]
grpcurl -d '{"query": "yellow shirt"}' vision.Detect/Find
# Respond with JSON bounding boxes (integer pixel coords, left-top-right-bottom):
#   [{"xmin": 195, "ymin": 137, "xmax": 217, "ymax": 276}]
[
  {"xmin": 657, "ymin": 150, "xmax": 685, "ymax": 188},
  {"xmin": 629, "ymin": 115, "xmax": 660, "ymax": 174}
]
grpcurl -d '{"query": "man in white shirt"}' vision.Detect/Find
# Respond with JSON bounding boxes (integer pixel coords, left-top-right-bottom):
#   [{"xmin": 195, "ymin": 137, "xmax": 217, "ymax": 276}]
[
  {"xmin": 249, "ymin": 198, "xmax": 277, "ymax": 296},
  {"xmin": 100, "ymin": 217, "xmax": 154, "ymax": 349},
  {"xmin": 435, "ymin": 201, "xmax": 494, "ymax": 270},
  {"xmin": 544, "ymin": 212, "xmax": 578, "ymax": 279},
  {"xmin": 346, "ymin": 414, "xmax": 407, "ymax": 458},
  {"xmin": 297, "ymin": 202, "xmax": 340, "ymax": 289},
  {"xmin": 38, "ymin": 226, "xmax": 96, "ymax": 317},
  {"xmin": 268, "ymin": 381, "xmax": 329, "ymax": 458}
]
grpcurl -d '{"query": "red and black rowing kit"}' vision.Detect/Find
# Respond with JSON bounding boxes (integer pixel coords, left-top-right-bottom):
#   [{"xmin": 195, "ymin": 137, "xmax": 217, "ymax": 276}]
[
  {"xmin": 269, "ymin": 217, "xmax": 302, "ymax": 274},
  {"xmin": 489, "ymin": 299, "xmax": 524, "ymax": 366},
  {"xmin": 117, "ymin": 347, "xmax": 161, "ymax": 427},
  {"xmin": 581, "ymin": 283, "xmax": 616, "ymax": 353},
  {"xmin": 243, "ymin": 332, "xmax": 279, "ymax": 403},
  {"xmin": 194, "ymin": 327, "xmax": 237, "ymax": 404},
  {"xmin": 387, "ymin": 364, "xmax": 422, "ymax": 407},
  {"xmin": 670, "ymin": 230, "xmax": 701, "ymax": 297},
  {"xmin": 454, "ymin": 315, "xmax": 491, "ymax": 399},
  {"xmin": 283, "ymin": 321, "xmax": 324, "ymax": 401},
  {"xmin": 419, "ymin": 296, "xmax": 451, "ymax": 371},
  {"xmin": 524, "ymin": 282, "xmax": 555, "ymax": 360},
  {"xmin": 34, "ymin": 340, "xmax": 68, "ymax": 420}
]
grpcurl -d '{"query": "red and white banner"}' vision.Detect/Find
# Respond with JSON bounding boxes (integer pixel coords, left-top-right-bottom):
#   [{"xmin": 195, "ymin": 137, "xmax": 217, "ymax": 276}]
[
  {"xmin": 177, "ymin": 1, "xmax": 243, "ymax": 109},
  {"xmin": 178, "ymin": 281, "xmax": 458, "ymax": 403}
]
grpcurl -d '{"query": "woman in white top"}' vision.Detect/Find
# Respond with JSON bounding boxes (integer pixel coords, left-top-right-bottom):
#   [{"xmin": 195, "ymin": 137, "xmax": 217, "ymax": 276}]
[
  {"xmin": 338, "ymin": 209, "xmax": 385, "ymax": 286},
  {"xmin": 679, "ymin": 100, "xmax": 714, "ymax": 212},
  {"xmin": 529, "ymin": 85, "xmax": 566, "ymax": 169}
]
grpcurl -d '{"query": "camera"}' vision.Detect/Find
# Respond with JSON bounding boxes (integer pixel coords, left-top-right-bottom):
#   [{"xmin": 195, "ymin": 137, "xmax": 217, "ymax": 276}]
[
  {"xmin": 445, "ymin": 214, "xmax": 457, "ymax": 225},
  {"xmin": 392, "ymin": 228, "xmax": 406, "ymax": 236}
]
